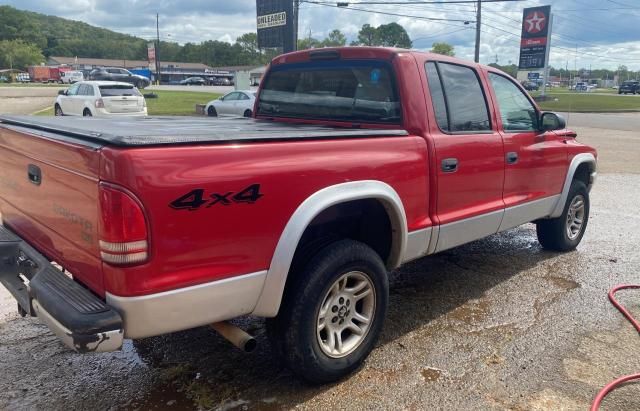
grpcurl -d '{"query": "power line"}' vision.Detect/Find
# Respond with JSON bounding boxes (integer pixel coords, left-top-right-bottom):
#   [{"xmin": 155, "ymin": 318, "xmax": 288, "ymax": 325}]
[
  {"xmin": 301, "ymin": 0, "xmax": 476, "ymax": 22},
  {"xmin": 333, "ymin": 0, "xmax": 523, "ymax": 3}
]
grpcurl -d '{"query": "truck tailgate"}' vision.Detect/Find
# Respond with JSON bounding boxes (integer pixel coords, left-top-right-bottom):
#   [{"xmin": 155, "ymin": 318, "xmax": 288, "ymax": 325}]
[{"xmin": 0, "ymin": 124, "xmax": 104, "ymax": 294}]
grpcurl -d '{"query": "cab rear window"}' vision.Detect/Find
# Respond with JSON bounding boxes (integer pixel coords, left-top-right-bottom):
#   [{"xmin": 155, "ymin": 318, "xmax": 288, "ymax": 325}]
[
  {"xmin": 99, "ymin": 85, "xmax": 141, "ymax": 97},
  {"xmin": 258, "ymin": 60, "xmax": 401, "ymax": 124}
]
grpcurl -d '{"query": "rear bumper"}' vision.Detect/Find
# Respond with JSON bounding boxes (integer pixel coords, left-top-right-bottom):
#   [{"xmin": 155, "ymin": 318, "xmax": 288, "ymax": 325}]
[
  {"xmin": 0, "ymin": 224, "xmax": 123, "ymax": 353},
  {"xmin": 94, "ymin": 108, "xmax": 147, "ymax": 117}
]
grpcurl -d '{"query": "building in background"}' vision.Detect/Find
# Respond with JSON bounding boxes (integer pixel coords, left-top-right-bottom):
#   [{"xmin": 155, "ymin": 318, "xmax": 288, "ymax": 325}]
[{"xmin": 46, "ymin": 56, "xmax": 265, "ymax": 85}]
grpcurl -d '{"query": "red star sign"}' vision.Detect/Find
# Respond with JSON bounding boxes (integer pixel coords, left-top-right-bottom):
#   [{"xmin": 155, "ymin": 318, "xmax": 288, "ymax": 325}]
[{"xmin": 524, "ymin": 11, "xmax": 546, "ymax": 34}]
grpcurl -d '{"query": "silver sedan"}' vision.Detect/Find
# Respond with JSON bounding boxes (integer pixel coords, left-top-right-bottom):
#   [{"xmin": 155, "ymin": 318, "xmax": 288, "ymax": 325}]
[{"xmin": 205, "ymin": 90, "xmax": 256, "ymax": 117}]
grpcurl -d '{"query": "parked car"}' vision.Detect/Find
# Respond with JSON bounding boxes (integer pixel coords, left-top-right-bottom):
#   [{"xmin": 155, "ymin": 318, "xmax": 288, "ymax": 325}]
[
  {"xmin": 0, "ymin": 47, "xmax": 596, "ymax": 384},
  {"xmin": 210, "ymin": 77, "xmax": 231, "ymax": 86},
  {"xmin": 574, "ymin": 82, "xmax": 589, "ymax": 92},
  {"xmin": 60, "ymin": 70, "xmax": 84, "ymax": 84},
  {"xmin": 522, "ymin": 81, "xmax": 539, "ymax": 91},
  {"xmin": 88, "ymin": 67, "xmax": 150, "ymax": 89},
  {"xmin": 15, "ymin": 73, "xmax": 30, "ymax": 83},
  {"xmin": 180, "ymin": 76, "xmax": 206, "ymax": 86},
  {"xmin": 0, "ymin": 76, "xmax": 8, "ymax": 83},
  {"xmin": 54, "ymin": 81, "xmax": 147, "ymax": 117},
  {"xmin": 205, "ymin": 90, "xmax": 256, "ymax": 117},
  {"xmin": 618, "ymin": 80, "xmax": 639, "ymax": 95}
]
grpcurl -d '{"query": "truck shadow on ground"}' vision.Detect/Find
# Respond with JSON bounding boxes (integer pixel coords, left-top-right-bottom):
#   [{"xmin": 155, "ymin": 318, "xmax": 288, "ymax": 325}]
[{"xmin": 124, "ymin": 224, "xmax": 563, "ymax": 410}]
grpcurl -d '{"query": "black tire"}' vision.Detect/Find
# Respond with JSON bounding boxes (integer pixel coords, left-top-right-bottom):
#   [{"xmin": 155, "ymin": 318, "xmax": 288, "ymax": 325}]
[
  {"xmin": 267, "ymin": 239, "xmax": 389, "ymax": 384},
  {"xmin": 83, "ymin": 109, "xmax": 92, "ymax": 117},
  {"xmin": 537, "ymin": 180, "xmax": 589, "ymax": 251},
  {"xmin": 207, "ymin": 106, "xmax": 217, "ymax": 117},
  {"xmin": 243, "ymin": 109, "xmax": 252, "ymax": 118},
  {"xmin": 54, "ymin": 104, "xmax": 63, "ymax": 116}
]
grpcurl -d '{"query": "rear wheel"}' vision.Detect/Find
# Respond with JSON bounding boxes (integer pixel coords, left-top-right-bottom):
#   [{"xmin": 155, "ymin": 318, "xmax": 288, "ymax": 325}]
[
  {"xmin": 267, "ymin": 239, "xmax": 389, "ymax": 383},
  {"xmin": 207, "ymin": 106, "xmax": 217, "ymax": 117},
  {"xmin": 54, "ymin": 104, "xmax": 63, "ymax": 116},
  {"xmin": 82, "ymin": 108, "xmax": 92, "ymax": 117},
  {"xmin": 537, "ymin": 180, "xmax": 589, "ymax": 251},
  {"xmin": 243, "ymin": 109, "xmax": 252, "ymax": 118}
]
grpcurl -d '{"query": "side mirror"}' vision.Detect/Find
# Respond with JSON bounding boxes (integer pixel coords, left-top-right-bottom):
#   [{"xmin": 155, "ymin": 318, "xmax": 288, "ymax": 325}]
[
  {"xmin": 58, "ymin": 90, "xmax": 67, "ymax": 96},
  {"xmin": 540, "ymin": 112, "xmax": 566, "ymax": 132}
]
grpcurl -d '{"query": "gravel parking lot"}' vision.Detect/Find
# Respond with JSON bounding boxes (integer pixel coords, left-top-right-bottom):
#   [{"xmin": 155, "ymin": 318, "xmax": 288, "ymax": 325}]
[{"xmin": 0, "ymin": 112, "xmax": 638, "ymax": 410}]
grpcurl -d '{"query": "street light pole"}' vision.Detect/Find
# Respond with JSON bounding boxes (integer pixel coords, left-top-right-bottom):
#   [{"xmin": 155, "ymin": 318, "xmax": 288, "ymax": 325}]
[
  {"xmin": 156, "ymin": 13, "xmax": 161, "ymax": 85},
  {"xmin": 474, "ymin": 0, "xmax": 481, "ymax": 63}
]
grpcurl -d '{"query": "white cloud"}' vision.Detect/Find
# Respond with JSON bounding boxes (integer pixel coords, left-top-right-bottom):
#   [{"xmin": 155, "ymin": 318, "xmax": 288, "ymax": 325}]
[{"xmin": 3, "ymin": 0, "xmax": 640, "ymax": 70}]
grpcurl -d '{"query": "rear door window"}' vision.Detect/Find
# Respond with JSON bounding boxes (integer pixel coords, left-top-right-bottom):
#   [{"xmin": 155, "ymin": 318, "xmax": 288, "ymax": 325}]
[
  {"xmin": 425, "ymin": 61, "xmax": 491, "ymax": 133},
  {"xmin": 99, "ymin": 85, "xmax": 141, "ymax": 97}
]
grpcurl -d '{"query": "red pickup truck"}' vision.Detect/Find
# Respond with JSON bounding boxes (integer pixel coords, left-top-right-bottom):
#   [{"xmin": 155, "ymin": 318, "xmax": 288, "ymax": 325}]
[{"xmin": 0, "ymin": 47, "xmax": 596, "ymax": 383}]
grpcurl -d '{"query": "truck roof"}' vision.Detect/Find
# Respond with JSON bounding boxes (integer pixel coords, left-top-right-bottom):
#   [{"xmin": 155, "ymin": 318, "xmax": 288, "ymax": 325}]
[{"xmin": 0, "ymin": 116, "xmax": 408, "ymax": 147}]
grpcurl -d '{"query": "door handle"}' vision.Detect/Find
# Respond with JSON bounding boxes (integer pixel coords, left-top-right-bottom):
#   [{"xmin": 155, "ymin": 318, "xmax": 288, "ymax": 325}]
[
  {"xmin": 506, "ymin": 152, "xmax": 519, "ymax": 164},
  {"xmin": 28, "ymin": 164, "xmax": 41, "ymax": 185},
  {"xmin": 441, "ymin": 158, "xmax": 458, "ymax": 172}
]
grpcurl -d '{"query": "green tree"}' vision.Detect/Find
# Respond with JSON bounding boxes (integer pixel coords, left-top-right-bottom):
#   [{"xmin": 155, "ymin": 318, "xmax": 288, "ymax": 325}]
[
  {"xmin": 298, "ymin": 36, "xmax": 321, "ymax": 50},
  {"xmin": 376, "ymin": 23, "xmax": 412, "ymax": 48},
  {"xmin": 322, "ymin": 29, "xmax": 346, "ymax": 47},
  {"xmin": 353, "ymin": 23, "xmax": 412, "ymax": 48},
  {"xmin": 356, "ymin": 24, "xmax": 377, "ymax": 46},
  {"xmin": 488, "ymin": 63, "xmax": 517, "ymax": 78},
  {"xmin": 430, "ymin": 42, "xmax": 455, "ymax": 56},
  {"xmin": 0, "ymin": 39, "xmax": 44, "ymax": 69}
]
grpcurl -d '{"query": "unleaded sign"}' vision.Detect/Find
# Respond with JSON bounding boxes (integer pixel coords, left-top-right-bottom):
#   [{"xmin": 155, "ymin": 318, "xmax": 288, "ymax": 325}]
[
  {"xmin": 257, "ymin": 12, "xmax": 287, "ymax": 29},
  {"xmin": 256, "ymin": 0, "xmax": 294, "ymax": 51}
]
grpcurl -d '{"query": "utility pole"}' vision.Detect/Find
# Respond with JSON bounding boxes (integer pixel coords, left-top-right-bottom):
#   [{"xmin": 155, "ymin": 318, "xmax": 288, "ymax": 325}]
[
  {"xmin": 156, "ymin": 13, "xmax": 161, "ymax": 85},
  {"xmin": 474, "ymin": 0, "xmax": 481, "ymax": 63},
  {"xmin": 294, "ymin": 0, "xmax": 300, "ymax": 51}
]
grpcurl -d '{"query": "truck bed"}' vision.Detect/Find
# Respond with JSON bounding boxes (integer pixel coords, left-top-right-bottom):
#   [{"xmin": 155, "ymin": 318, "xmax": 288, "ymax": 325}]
[{"xmin": 0, "ymin": 115, "xmax": 408, "ymax": 147}]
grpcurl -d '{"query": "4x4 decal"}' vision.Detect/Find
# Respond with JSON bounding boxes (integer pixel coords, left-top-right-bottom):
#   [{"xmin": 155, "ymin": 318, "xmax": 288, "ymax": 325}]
[{"xmin": 170, "ymin": 184, "xmax": 263, "ymax": 210}]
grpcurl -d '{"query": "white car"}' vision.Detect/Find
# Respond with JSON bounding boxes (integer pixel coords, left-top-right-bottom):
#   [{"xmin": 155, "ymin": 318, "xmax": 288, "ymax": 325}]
[
  {"xmin": 60, "ymin": 70, "xmax": 84, "ymax": 84},
  {"xmin": 54, "ymin": 81, "xmax": 147, "ymax": 117},
  {"xmin": 205, "ymin": 90, "xmax": 256, "ymax": 117}
]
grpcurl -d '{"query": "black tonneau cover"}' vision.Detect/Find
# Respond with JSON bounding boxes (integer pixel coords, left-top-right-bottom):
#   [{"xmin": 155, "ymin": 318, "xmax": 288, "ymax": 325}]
[{"xmin": 0, "ymin": 116, "xmax": 408, "ymax": 147}]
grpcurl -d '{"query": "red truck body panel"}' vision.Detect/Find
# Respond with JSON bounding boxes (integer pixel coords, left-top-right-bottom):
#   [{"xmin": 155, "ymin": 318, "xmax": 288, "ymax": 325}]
[{"xmin": 100, "ymin": 136, "xmax": 430, "ymax": 296}]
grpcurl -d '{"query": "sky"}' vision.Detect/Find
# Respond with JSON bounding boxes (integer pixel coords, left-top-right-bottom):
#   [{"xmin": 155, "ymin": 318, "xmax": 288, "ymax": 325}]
[{"xmin": 3, "ymin": 0, "xmax": 640, "ymax": 70}]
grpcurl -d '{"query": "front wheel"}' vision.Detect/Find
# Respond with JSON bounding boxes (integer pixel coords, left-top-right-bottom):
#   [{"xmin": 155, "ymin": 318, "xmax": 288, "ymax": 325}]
[
  {"xmin": 54, "ymin": 104, "xmax": 63, "ymax": 116},
  {"xmin": 537, "ymin": 180, "xmax": 589, "ymax": 251},
  {"xmin": 207, "ymin": 106, "xmax": 217, "ymax": 117},
  {"xmin": 267, "ymin": 239, "xmax": 388, "ymax": 383},
  {"xmin": 83, "ymin": 108, "xmax": 92, "ymax": 117}
]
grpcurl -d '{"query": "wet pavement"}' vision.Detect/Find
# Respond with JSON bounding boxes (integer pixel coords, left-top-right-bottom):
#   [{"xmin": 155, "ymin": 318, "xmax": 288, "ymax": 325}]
[{"xmin": 1, "ymin": 124, "xmax": 640, "ymax": 410}]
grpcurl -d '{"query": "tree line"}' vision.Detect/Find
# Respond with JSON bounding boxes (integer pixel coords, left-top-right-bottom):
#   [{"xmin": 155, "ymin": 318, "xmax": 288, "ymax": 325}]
[{"xmin": 0, "ymin": 6, "xmax": 414, "ymax": 69}]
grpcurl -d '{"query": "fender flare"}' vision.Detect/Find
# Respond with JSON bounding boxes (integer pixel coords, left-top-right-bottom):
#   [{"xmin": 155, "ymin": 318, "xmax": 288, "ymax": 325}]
[
  {"xmin": 549, "ymin": 153, "xmax": 597, "ymax": 218},
  {"xmin": 251, "ymin": 180, "xmax": 408, "ymax": 317}
]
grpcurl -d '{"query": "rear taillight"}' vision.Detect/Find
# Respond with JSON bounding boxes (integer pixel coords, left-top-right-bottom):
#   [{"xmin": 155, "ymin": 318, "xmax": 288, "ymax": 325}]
[
  {"xmin": 95, "ymin": 98, "xmax": 105, "ymax": 108},
  {"xmin": 98, "ymin": 183, "xmax": 148, "ymax": 265}
]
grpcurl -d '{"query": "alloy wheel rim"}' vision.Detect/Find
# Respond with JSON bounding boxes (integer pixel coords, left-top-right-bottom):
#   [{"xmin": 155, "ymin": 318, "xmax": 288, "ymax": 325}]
[
  {"xmin": 316, "ymin": 271, "xmax": 376, "ymax": 358},
  {"xmin": 566, "ymin": 194, "xmax": 585, "ymax": 240}
]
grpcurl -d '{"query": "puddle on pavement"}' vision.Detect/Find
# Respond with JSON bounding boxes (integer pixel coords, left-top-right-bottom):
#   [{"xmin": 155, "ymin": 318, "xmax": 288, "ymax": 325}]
[
  {"xmin": 420, "ymin": 367, "xmax": 442, "ymax": 382},
  {"xmin": 447, "ymin": 299, "xmax": 490, "ymax": 324},
  {"xmin": 545, "ymin": 275, "xmax": 580, "ymax": 290}
]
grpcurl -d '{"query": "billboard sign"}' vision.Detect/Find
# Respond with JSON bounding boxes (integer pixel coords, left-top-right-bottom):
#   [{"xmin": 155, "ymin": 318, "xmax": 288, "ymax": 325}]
[
  {"xmin": 256, "ymin": 0, "xmax": 294, "ymax": 52},
  {"xmin": 518, "ymin": 5, "xmax": 551, "ymax": 70},
  {"xmin": 147, "ymin": 42, "xmax": 156, "ymax": 69},
  {"xmin": 527, "ymin": 72, "xmax": 540, "ymax": 80}
]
